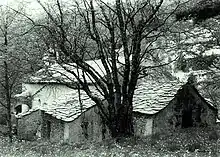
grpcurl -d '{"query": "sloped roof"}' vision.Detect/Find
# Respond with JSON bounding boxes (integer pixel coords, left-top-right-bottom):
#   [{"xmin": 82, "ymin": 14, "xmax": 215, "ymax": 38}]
[
  {"xmin": 25, "ymin": 57, "xmax": 125, "ymax": 84},
  {"xmin": 40, "ymin": 88, "xmax": 98, "ymax": 121},
  {"xmin": 17, "ymin": 52, "xmax": 218, "ymax": 121},
  {"xmin": 16, "ymin": 77, "xmax": 185, "ymax": 121},
  {"xmin": 174, "ymin": 70, "xmax": 217, "ymax": 107},
  {"xmin": 133, "ymin": 79, "xmax": 184, "ymax": 114},
  {"xmin": 16, "ymin": 86, "xmax": 99, "ymax": 122},
  {"xmin": 17, "ymin": 73, "xmax": 216, "ymax": 121}
]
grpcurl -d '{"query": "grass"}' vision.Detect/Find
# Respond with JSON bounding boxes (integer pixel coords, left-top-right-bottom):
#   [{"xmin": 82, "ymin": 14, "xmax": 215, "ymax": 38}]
[{"xmin": 0, "ymin": 127, "xmax": 219, "ymax": 156}]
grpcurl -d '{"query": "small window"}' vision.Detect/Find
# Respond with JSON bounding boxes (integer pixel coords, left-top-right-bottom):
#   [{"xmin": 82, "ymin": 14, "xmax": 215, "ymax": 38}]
[{"xmin": 15, "ymin": 105, "xmax": 22, "ymax": 114}]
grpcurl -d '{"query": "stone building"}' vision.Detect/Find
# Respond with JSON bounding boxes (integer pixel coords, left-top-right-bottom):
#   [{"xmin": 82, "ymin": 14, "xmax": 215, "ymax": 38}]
[
  {"xmin": 14, "ymin": 58, "xmax": 219, "ymax": 142},
  {"xmin": 15, "ymin": 59, "xmax": 108, "ymax": 142},
  {"xmin": 133, "ymin": 78, "xmax": 218, "ymax": 137},
  {"xmin": 16, "ymin": 105, "xmax": 109, "ymax": 143}
]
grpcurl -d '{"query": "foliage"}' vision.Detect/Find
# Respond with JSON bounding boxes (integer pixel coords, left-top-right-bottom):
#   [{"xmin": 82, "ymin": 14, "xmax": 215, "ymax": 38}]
[
  {"xmin": 0, "ymin": 127, "xmax": 219, "ymax": 156},
  {"xmin": 0, "ymin": 4, "xmax": 44, "ymax": 143},
  {"xmin": 175, "ymin": 0, "xmax": 220, "ymax": 23}
]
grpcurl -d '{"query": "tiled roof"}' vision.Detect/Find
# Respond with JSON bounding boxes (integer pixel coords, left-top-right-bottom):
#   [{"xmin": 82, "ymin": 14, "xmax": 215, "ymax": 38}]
[
  {"xmin": 17, "ymin": 68, "xmax": 218, "ymax": 122},
  {"xmin": 16, "ymin": 86, "xmax": 100, "ymax": 122},
  {"xmin": 133, "ymin": 79, "xmax": 184, "ymax": 114},
  {"xmin": 25, "ymin": 57, "xmax": 125, "ymax": 84},
  {"xmin": 41, "ymin": 88, "xmax": 99, "ymax": 121},
  {"xmin": 16, "ymin": 77, "xmax": 185, "ymax": 120},
  {"xmin": 17, "ymin": 74, "xmax": 216, "ymax": 121},
  {"xmin": 17, "ymin": 52, "xmax": 218, "ymax": 121}
]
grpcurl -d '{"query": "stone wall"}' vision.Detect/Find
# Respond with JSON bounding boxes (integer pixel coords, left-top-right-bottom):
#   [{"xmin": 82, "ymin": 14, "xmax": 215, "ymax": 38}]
[
  {"xmin": 153, "ymin": 99, "xmax": 176, "ymax": 134},
  {"xmin": 133, "ymin": 112, "xmax": 154, "ymax": 137},
  {"xmin": 198, "ymin": 97, "xmax": 217, "ymax": 127},
  {"xmin": 17, "ymin": 110, "xmax": 42, "ymax": 140},
  {"xmin": 182, "ymin": 85, "xmax": 217, "ymax": 127},
  {"xmin": 152, "ymin": 84, "xmax": 218, "ymax": 135},
  {"xmin": 67, "ymin": 106, "xmax": 109, "ymax": 143},
  {"xmin": 42, "ymin": 113, "xmax": 64, "ymax": 142},
  {"xmin": 40, "ymin": 106, "xmax": 109, "ymax": 144}
]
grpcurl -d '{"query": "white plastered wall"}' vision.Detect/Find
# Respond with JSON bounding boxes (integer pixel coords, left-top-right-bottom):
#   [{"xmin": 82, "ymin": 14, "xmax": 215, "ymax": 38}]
[{"xmin": 22, "ymin": 83, "xmax": 74, "ymax": 109}]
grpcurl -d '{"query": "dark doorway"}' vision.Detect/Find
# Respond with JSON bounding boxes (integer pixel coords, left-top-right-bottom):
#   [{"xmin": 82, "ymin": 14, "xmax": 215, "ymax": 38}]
[
  {"xmin": 176, "ymin": 84, "xmax": 203, "ymax": 128},
  {"xmin": 182, "ymin": 105, "xmax": 193, "ymax": 128},
  {"xmin": 43, "ymin": 120, "xmax": 51, "ymax": 139}
]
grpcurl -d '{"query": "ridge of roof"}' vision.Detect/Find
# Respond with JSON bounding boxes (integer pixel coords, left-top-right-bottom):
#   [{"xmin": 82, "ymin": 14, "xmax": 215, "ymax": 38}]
[{"xmin": 25, "ymin": 56, "xmax": 125, "ymax": 84}]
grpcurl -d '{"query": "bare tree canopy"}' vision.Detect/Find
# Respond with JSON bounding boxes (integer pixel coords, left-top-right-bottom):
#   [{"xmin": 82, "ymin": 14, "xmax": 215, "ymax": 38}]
[{"xmin": 20, "ymin": 0, "xmax": 185, "ymax": 138}]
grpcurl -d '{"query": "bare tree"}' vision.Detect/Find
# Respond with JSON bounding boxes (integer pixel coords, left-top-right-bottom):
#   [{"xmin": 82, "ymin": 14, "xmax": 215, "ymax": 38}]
[
  {"xmin": 32, "ymin": 0, "xmax": 182, "ymax": 138},
  {"xmin": 0, "ymin": 4, "xmax": 43, "ymax": 142}
]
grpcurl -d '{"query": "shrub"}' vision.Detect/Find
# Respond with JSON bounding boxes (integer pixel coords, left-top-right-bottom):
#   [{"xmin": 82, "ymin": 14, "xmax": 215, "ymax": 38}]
[
  {"xmin": 208, "ymin": 130, "xmax": 219, "ymax": 141},
  {"xmin": 187, "ymin": 143, "xmax": 201, "ymax": 152},
  {"xmin": 150, "ymin": 133, "xmax": 161, "ymax": 146},
  {"xmin": 167, "ymin": 143, "xmax": 181, "ymax": 152}
]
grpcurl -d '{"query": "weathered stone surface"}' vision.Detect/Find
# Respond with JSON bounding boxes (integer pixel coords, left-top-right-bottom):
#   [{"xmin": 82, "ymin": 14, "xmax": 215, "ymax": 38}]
[
  {"xmin": 153, "ymin": 83, "xmax": 217, "ymax": 135},
  {"xmin": 17, "ymin": 106, "xmax": 110, "ymax": 143},
  {"xmin": 63, "ymin": 106, "xmax": 110, "ymax": 143},
  {"xmin": 17, "ymin": 110, "xmax": 42, "ymax": 140},
  {"xmin": 133, "ymin": 112, "xmax": 154, "ymax": 137}
]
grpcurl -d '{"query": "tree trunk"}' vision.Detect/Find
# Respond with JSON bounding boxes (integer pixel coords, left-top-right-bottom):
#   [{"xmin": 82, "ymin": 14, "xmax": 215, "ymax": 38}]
[
  {"xmin": 108, "ymin": 101, "xmax": 134, "ymax": 138},
  {"xmin": 4, "ymin": 61, "xmax": 12, "ymax": 143},
  {"xmin": 117, "ymin": 104, "xmax": 134, "ymax": 136},
  {"xmin": 7, "ymin": 108, "xmax": 12, "ymax": 143}
]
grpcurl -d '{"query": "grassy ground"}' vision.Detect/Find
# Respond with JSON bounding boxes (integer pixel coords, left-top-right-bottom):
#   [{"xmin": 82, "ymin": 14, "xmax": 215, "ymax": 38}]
[{"xmin": 0, "ymin": 127, "xmax": 219, "ymax": 157}]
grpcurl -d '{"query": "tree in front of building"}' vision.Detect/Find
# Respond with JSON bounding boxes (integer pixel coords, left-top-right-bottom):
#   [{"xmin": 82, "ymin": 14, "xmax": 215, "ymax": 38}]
[{"xmin": 30, "ymin": 0, "xmax": 184, "ymax": 138}]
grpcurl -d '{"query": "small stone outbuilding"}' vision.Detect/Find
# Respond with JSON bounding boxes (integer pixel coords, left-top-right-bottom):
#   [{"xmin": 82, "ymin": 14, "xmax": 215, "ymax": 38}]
[
  {"xmin": 16, "ymin": 78, "xmax": 219, "ymax": 141},
  {"xmin": 40, "ymin": 106, "xmax": 108, "ymax": 143},
  {"xmin": 133, "ymin": 79, "xmax": 218, "ymax": 137}
]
